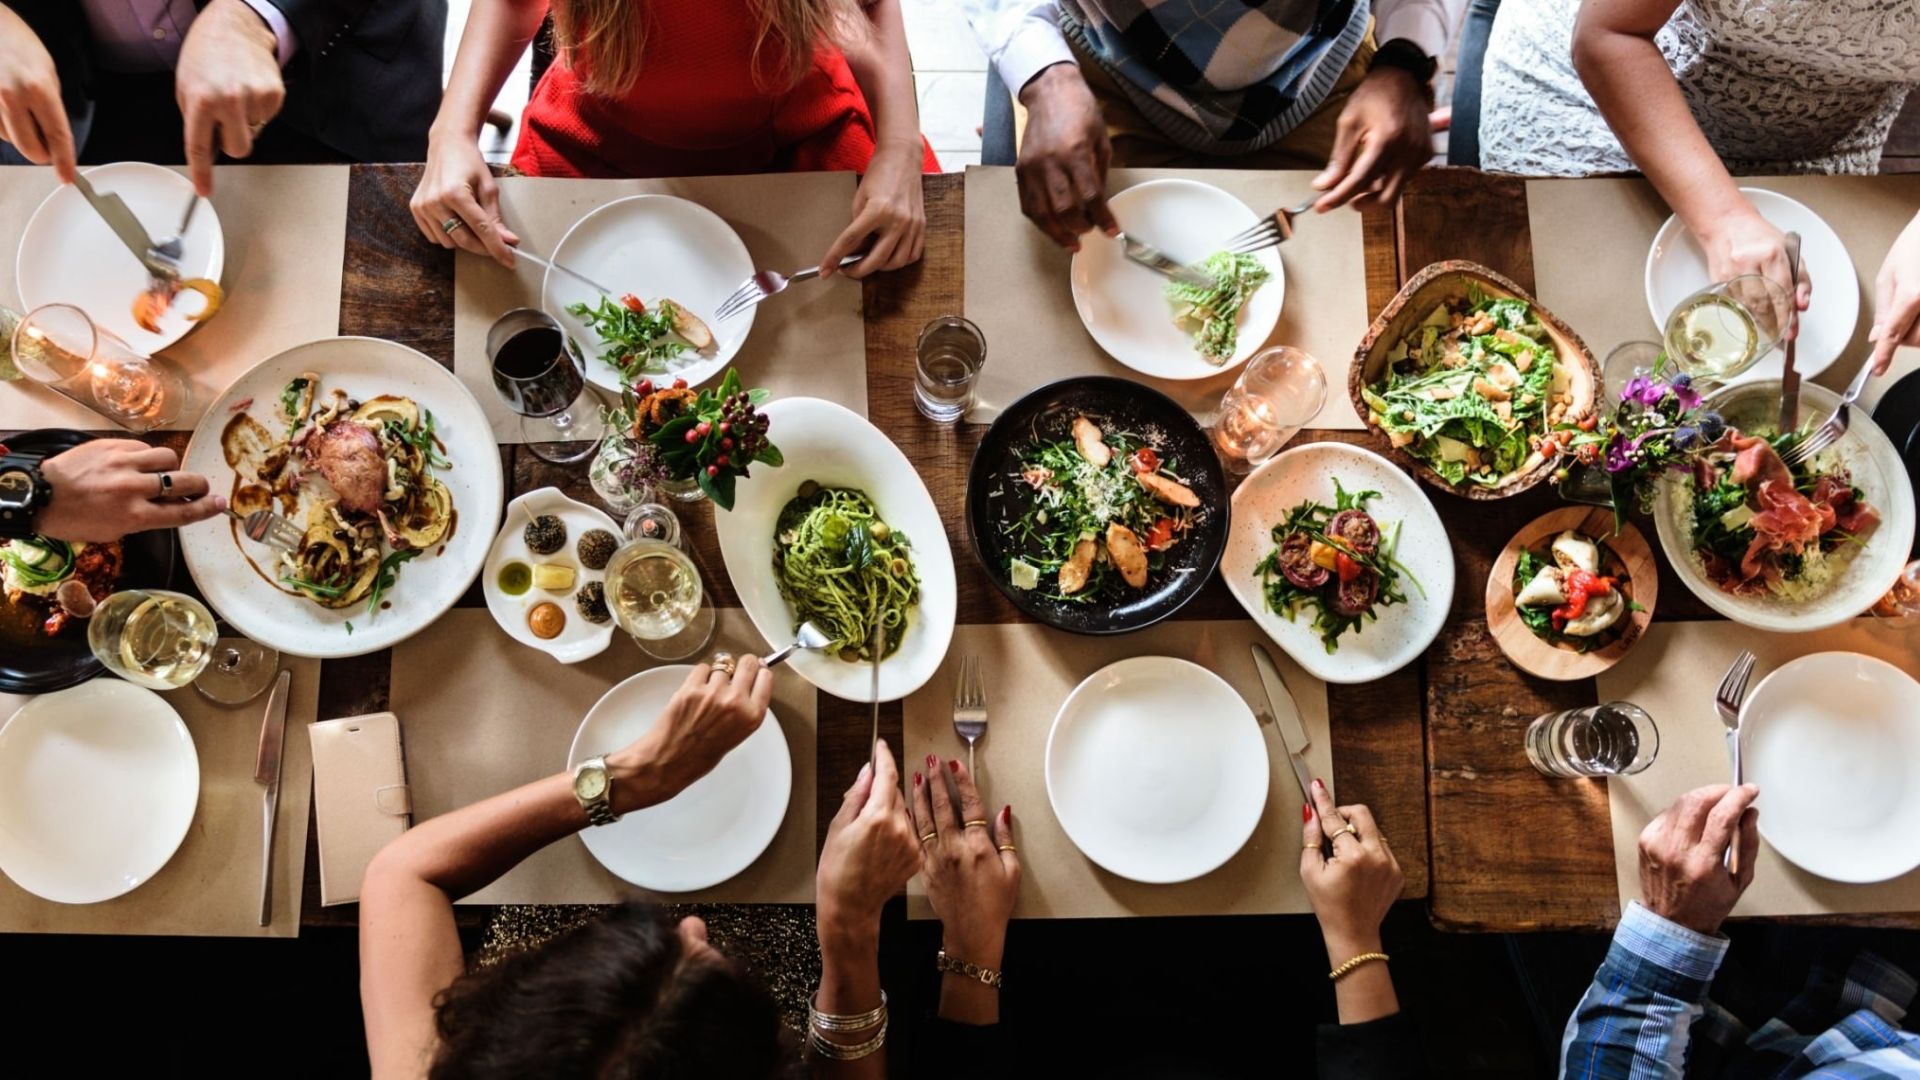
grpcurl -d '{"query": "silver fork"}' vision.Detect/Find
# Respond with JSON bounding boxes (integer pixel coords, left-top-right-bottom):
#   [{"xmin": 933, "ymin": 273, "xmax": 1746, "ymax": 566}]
[
  {"xmin": 1781, "ymin": 357, "xmax": 1876, "ymax": 468},
  {"xmin": 149, "ymin": 192, "xmax": 199, "ymax": 266},
  {"xmin": 1714, "ymin": 649, "xmax": 1757, "ymax": 875},
  {"xmin": 1222, "ymin": 198, "xmax": 1318, "ymax": 256},
  {"xmin": 227, "ymin": 508, "xmax": 302, "ymax": 552},
  {"xmin": 951, "ymin": 655, "xmax": 987, "ymax": 774},
  {"xmin": 714, "ymin": 254, "xmax": 864, "ymax": 322},
  {"xmin": 1119, "ymin": 233, "xmax": 1212, "ymax": 287}
]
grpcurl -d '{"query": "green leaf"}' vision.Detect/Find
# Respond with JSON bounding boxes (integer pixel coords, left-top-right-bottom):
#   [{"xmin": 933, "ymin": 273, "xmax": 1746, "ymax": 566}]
[
  {"xmin": 748, "ymin": 388, "xmax": 771, "ymax": 405},
  {"xmin": 756, "ymin": 442, "xmax": 784, "ymax": 468}
]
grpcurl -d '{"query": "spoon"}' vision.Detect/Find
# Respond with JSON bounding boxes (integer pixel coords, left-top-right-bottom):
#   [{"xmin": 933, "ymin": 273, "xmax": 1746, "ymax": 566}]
[{"xmin": 764, "ymin": 621, "xmax": 832, "ymax": 668}]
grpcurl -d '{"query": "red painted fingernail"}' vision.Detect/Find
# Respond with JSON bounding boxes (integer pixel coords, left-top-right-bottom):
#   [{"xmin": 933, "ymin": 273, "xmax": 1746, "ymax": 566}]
[
  {"xmin": 1002, "ymin": 804, "xmax": 1011, "ymax": 822},
  {"xmin": 926, "ymin": 754, "xmax": 937, "ymax": 769},
  {"xmin": 1312, "ymin": 778, "xmax": 1324, "ymax": 792},
  {"xmin": 1302, "ymin": 801, "xmax": 1312, "ymax": 823},
  {"xmin": 913, "ymin": 772, "xmax": 922, "ymax": 786},
  {"xmin": 948, "ymin": 758, "xmax": 959, "ymax": 773}
]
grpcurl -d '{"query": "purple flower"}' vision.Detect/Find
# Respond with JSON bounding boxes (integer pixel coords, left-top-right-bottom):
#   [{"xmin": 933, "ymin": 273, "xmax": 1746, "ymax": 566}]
[
  {"xmin": 1669, "ymin": 381, "xmax": 1701, "ymax": 411},
  {"xmin": 1698, "ymin": 411, "xmax": 1726, "ymax": 443},
  {"xmin": 1604, "ymin": 437, "xmax": 1636, "ymax": 473},
  {"xmin": 1672, "ymin": 425, "xmax": 1700, "ymax": 450},
  {"xmin": 1621, "ymin": 375, "xmax": 1653, "ymax": 405}
]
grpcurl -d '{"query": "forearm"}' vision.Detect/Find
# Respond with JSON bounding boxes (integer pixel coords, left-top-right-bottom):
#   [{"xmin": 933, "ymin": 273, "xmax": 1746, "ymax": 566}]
[
  {"xmin": 433, "ymin": 0, "xmax": 547, "ymax": 141},
  {"xmin": 811, "ymin": 915, "xmax": 888, "ymax": 1079},
  {"xmin": 1325, "ymin": 933, "xmax": 1399, "ymax": 1025},
  {"xmin": 936, "ymin": 929, "xmax": 1003, "ymax": 1025},
  {"xmin": 1558, "ymin": 903, "xmax": 1723, "ymax": 1079},
  {"xmin": 844, "ymin": 0, "xmax": 922, "ymax": 155}
]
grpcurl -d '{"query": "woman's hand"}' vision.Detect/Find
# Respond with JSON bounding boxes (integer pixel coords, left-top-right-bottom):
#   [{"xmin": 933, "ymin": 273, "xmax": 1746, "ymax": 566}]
[
  {"xmin": 607, "ymin": 657, "xmax": 771, "ymax": 812},
  {"xmin": 911, "ymin": 755, "xmax": 1017, "ymax": 968},
  {"xmin": 1697, "ymin": 204, "xmax": 1810, "ymax": 340},
  {"xmin": 1869, "ymin": 211, "xmax": 1920, "ymax": 375},
  {"xmin": 822, "ymin": 140, "xmax": 925, "ymax": 279},
  {"xmin": 0, "ymin": 4, "xmax": 75, "ymax": 182},
  {"xmin": 410, "ymin": 130, "xmax": 519, "ymax": 267},
  {"xmin": 1300, "ymin": 778, "xmax": 1402, "ymax": 960},
  {"xmin": 36, "ymin": 440, "xmax": 224, "ymax": 542},
  {"xmin": 816, "ymin": 739, "xmax": 921, "ymax": 944}
]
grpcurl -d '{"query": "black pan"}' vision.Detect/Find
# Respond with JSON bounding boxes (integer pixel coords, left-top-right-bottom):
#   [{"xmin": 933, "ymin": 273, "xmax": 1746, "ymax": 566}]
[
  {"xmin": 0, "ymin": 430, "xmax": 175, "ymax": 694},
  {"xmin": 966, "ymin": 376, "xmax": 1228, "ymax": 634},
  {"xmin": 1871, "ymin": 368, "xmax": 1920, "ymax": 558}
]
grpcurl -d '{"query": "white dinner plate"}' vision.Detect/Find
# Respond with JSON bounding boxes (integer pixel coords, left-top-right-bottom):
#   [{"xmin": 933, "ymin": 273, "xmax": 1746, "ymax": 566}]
[
  {"xmin": 16, "ymin": 161, "xmax": 224, "ymax": 353},
  {"xmin": 482, "ymin": 488, "xmax": 621, "ymax": 663},
  {"xmin": 1046, "ymin": 656, "xmax": 1268, "ymax": 883},
  {"xmin": 1069, "ymin": 179, "xmax": 1284, "ymax": 380},
  {"xmin": 1646, "ymin": 187, "xmax": 1857, "ymax": 381},
  {"xmin": 545, "ymin": 195, "xmax": 754, "ymax": 394},
  {"xmin": 0, "ymin": 680, "xmax": 198, "ymax": 903},
  {"xmin": 1742, "ymin": 652, "xmax": 1920, "ymax": 883},
  {"xmin": 180, "ymin": 337, "xmax": 504, "ymax": 658},
  {"xmin": 1222, "ymin": 442, "xmax": 1455, "ymax": 684},
  {"xmin": 713, "ymin": 397, "xmax": 956, "ymax": 702},
  {"xmin": 567, "ymin": 665, "xmax": 791, "ymax": 892}
]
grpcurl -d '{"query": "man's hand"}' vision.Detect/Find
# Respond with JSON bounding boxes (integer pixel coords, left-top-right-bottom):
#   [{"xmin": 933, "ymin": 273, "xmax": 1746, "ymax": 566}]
[
  {"xmin": 1638, "ymin": 783, "xmax": 1759, "ymax": 936},
  {"xmin": 35, "ymin": 440, "xmax": 224, "ymax": 542},
  {"xmin": 1312, "ymin": 66, "xmax": 1432, "ymax": 212},
  {"xmin": 1869, "ymin": 211, "xmax": 1920, "ymax": 375},
  {"xmin": 0, "ymin": 5, "xmax": 76, "ymax": 182},
  {"xmin": 175, "ymin": 0, "xmax": 287, "ymax": 196},
  {"xmin": 1015, "ymin": 64, "xmax": 1117, "ymax": 251}
]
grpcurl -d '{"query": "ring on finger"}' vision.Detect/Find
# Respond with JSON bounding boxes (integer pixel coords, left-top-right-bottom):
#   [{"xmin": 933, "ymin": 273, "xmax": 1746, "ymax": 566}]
[
  {"xmin": 918, "ymin": 830, "xmax": 938, "ymax": 845},
  {"xmin": 963, "ymin": 820, "xmax": 991, "ymax": 830},
  {"xmin": 997, "ymin": 844, "xmax": 1016, "ymax": 853},
  {"xmin": 1329, "ymin": 824, "xmax": 1361, "ymax": 845},
  {"xmin": 441, "ymin": 216, "xmax": 466, "ymax": 235},
  {"xmin": 708, "ymin": 652, "xmax": 737, "ymax": 677},
  {"xmin": 156, "ymin": 472, "xmax": 173, "ymax": 497}
]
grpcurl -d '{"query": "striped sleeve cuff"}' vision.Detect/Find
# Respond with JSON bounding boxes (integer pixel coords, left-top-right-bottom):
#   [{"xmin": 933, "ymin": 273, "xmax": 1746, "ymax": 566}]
[{"xmin": 1606, "ymin": 901, "xmax": 1729, "ymax": 1002}]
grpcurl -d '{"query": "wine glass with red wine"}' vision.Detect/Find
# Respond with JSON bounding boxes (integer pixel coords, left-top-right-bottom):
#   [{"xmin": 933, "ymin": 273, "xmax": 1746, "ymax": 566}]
[{"xmin": 486, "ymin": 308, "xmax": 606, "ymax": 463}]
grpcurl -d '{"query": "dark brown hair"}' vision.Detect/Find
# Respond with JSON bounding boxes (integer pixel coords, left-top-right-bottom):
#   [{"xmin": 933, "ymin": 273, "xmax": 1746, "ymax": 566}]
[{"xmin": 427, "ymin": 905, "xmax": 793, "ymax": 1079}]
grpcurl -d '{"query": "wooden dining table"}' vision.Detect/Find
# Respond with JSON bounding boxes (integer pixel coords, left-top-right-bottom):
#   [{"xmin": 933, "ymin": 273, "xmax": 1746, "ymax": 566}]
[{"xmin": 94, "ymin": 164, "xmax": 1913, "ymax": 935}]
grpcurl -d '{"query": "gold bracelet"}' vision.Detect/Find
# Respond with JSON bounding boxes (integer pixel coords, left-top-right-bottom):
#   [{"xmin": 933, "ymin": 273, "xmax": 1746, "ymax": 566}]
[
  {"xmin": 936, "ymin": 947, "xmax": 1004, "ymax": 989},
  {"xmin": 1328, "ymin": 951, "xmax": 1390, "ymax": 981}
]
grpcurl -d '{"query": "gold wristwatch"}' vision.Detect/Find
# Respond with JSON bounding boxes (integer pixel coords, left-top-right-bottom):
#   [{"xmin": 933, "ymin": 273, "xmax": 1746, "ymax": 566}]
[{"xmin": 572, "ymin": 756, "xmax": 619, "ymax": 826}]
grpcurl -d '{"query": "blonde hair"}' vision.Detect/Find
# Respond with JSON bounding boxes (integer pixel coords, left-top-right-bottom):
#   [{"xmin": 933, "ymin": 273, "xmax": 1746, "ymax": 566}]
[{"xmin": 551, "ymin": 0, "xmax": 868, "ymax": 97}]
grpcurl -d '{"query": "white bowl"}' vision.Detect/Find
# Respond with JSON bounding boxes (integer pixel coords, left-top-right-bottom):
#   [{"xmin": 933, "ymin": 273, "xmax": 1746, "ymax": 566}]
[
  {"xmin": 1222, "ymin": 442, "xmax": 1455, "ymax": 684},
  {"xmin": 1653, "ymin": 382, "xmax": 1915, "ymax": 632},
  {"xmin": 0, "ymin": 681, "xmax": 198, "ymax": 903},
  {"xmin": 482, "ymin": 488, "xmax": 621, "ymax": 663},
  {"xmin": 1743, "ymin": 652, "xmax": 1920, "ymax": 883},
  {"xmin": 545, "ymin": 194, "xmax": 754, "ymax": 394},
  {"xmin": 567, "ymin": 665, "xmax": 790, "ymax": 892},
  {"xmin": 1069, "ymin": 178, "xmax": 1283, "ymax": 380},
  {"xmin": 713, "ymin": 397, "xmax": 956, "ymax": 702},
  {"xmin": 1045, "ymin": 656, "xmax": 1268, "ymax": 883}
]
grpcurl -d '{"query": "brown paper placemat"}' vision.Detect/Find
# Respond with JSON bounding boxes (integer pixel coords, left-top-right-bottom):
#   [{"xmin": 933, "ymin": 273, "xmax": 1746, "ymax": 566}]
[
  {"xmin": 962, "ymin": 166, "xmax": 1369, "ymax": 427},
  {"xmin": 0, "ymin": 655, "xmax": 320, "ymax": 936},
  {"xmin": 1599, "ymin": 619, "xmax": 1920, "ymax": 919},
  {"xmin": 1526, "ymin": 175, "xmax": 1920, "ymax": 397},
  {"xmin": 0, "ymin": 164, "xmax": 347, "ymax": 431},
  {"xmin": 903, "ymin": 621, "xmax": 1331, "ymax": 920},
  {"xmin": 388, "ymin": 607, "xmax": 816, "ymax": 904},
  {"xmin": 452, "ymin": 174, "xmax": 867, "ymax": 442}
]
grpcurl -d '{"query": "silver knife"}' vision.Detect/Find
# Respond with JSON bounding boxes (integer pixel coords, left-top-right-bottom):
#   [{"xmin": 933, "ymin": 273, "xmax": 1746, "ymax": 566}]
[
  {"xmin": 1778, "ymin": 230, "xmax": 1803, "ymax": 435},
  {"xmin": 254, "ymin": 669, "xmax": 291, "ymax": 926},
  {"xmin": 1250, "ymin": 644, "xmax": 1317, "ymax": 811},
  {"xmin": 1119, "ymin": 233, "xmax": 1212, "ymax": 288},
  {"xmin": 868, "ymin": 620, "xmax": 883, "ymax": 771},
  {"xmin": 70, "ymin": 173, "xmax": 178, "ymax": 281}
]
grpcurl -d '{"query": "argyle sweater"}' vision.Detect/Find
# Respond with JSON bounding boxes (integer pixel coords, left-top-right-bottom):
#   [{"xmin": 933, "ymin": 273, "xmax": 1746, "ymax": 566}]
[{"xmin": 1056, "ymin": 0, "xmax": 1370, "ymax": 154}]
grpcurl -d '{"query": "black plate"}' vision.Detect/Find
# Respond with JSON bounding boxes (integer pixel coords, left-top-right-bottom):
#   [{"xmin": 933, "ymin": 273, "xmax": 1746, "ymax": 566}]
[
  {"xmin": 0, "ymin": 430, "xmax": 175, "ymax": 694},
  {"xmin": 966, "ymin": 376, "xmax": 1228, "ymax": 634},
  {"xmin": 1871, "ymin": 368, "xmax": 1920, "ymax": 558}
]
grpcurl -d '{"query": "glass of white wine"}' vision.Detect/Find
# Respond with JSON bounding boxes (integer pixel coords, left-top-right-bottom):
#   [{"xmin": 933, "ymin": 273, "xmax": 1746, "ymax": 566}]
[
  {"xmin": 603, "ymin": 538, "xmax": 716, "ymax": 661},
  {"xmin": 87, "ymin": 589, "xmax": 218, "ymax": 690},
  {"xmin": 1662, "ymin": 274, "xmax": 1791, "ymax": 382}
]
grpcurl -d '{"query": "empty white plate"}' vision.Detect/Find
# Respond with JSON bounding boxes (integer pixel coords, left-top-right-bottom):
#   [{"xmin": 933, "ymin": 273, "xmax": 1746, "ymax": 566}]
[
  {"xmin": 545, "ymin": 194, "xmax": 754, "ymax": 394},
  {"xmin": 1045, "ymin": 656, "xmax": 1268, "ymax": 883},
  {"xmin": 1645, "ymin": 187, "xmax": 1857, "ymax": 382},
  {"xmin": 1070, "ymin": 179, "xmax": 1284, "ymax": 381},
  {"xmin": 0, "ymin": 680, "xmax": 199, "ymax": 903},
  {"xmin": 16, "ymin": 161, "xmax": 224, "ymax": 353},
  {"xmin": 1742, "ymin": 652, "xmax": 1920, "ymax": 884},
  {"xmin": 567, "ymin": 665, "xmax": 791, "ymax": 892}
]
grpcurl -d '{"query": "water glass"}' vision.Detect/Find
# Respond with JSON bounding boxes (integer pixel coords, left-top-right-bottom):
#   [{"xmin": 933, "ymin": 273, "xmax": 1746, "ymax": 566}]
[
  {"xmin": 603, "ymin": 538, "xmax": 716, "ymax": 660},
  {"xmin": 915, "ymin": 315, "xmax": 986, "ymax": 422},
  {"xmin": 486, "ymin": 307, "xmax": 604, "ymax": 463},
  {"xmin": 1662, "ymin": 275, "xmax": 1790, "ymax": 382},
  {"xmin": 12, "ymin": 303, "xmax": 186, "ymax": 432},
  {"xmin": 1525, "ymin": 701, "xmax": 1659, "ymax": 778},
  {"xmin": 1210, "ymin": 346, "xmax": 1326, "ymax": 473}
]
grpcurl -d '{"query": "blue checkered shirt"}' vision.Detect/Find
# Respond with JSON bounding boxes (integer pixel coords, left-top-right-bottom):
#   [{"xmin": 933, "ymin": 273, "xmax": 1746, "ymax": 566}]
[{"xmin": 1561, "ymin": 902, "xmax": 1920, "ymax": 1079}]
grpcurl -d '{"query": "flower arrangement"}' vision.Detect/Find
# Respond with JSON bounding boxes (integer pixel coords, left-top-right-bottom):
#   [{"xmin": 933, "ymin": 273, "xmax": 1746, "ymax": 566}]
[
  {"xmin": 607, "ymin": 368, "xmax": 782, "ymax": 510},
  {"xmin": 1562, "ymin": 362, "xmax": 1725, "ymax": 532}
]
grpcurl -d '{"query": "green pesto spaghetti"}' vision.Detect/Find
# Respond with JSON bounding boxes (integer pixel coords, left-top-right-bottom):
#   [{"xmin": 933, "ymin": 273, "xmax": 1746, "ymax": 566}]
[{"xmin": 772, "ymin": 481, "xmax": 919, "ymax": 661}]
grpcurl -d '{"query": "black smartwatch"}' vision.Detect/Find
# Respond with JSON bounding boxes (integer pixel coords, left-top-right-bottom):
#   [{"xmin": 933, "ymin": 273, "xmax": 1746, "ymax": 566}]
[
  {"xmin": 0, "ymin": 454, "xmax": 51, "ymax": 539},
  {"xmin": 1369, "ymin": 38, "xmax": 1439, "ymax": 101}
]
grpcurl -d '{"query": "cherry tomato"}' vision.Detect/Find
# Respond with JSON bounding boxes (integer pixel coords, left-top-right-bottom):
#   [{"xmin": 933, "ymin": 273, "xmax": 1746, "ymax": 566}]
[
  {"xmin": 673, "ymin": 377, "xmax": 688, "ymax": 390},
  {"xmin": 633, "ymin": 378, "xmax": 654, "ymax": 397},
  {"xmin": 1334, "ymin": 550, "xmax": 1362, "ymax": 584},
  {"xmin": 1143, "ymin": 517, "xmax": 1175, "ymax": 551},
  {"xmin": 620, "ymin": 294, "xmax": 646, "ymax": 314},
  {"xmin": 1129, "ymin": 448, "xmax": 1160, "ymax": 474}
]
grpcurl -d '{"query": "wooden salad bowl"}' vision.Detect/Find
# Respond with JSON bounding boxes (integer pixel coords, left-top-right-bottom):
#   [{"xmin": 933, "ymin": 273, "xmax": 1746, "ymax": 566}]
[
  {"xmin": 1485, "ymin": 505, "xmax": 1657, "ymax": 681},
  {"xmin": 1350, "ymin": 260, "xmax": 1601, "ymax": 501}
]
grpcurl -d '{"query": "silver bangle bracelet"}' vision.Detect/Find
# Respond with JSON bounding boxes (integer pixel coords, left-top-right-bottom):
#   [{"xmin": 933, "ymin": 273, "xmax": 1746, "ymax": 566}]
[
  {"xmin": 807, "ymin": 1017, "xmax": 887, "ymax": 1060},
  {"xmin": 809, "ymin": 989, "xmax": 887, "ymax": 1033}
]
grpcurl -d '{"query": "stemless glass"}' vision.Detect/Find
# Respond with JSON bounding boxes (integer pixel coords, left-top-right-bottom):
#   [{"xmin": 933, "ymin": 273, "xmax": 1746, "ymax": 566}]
[
  {"xmin": 1210, "ymin": 346, "xmax": 1326, "ymax": 473},
  {"xmin": 87, "ymin": 588, "xmax": 218, "ymax": 690},
  {"xmin": 602, "ymin": 537, "xmax": 715, "ymax": 660},
  {"xmin": 12, "ymin": 303, "xmax": 186, "ymax": 431},
  {"xmin": 486, "ymin": 308, "xmax": 605, "ymax": 464},
  {"xmin": 1525, "ymin": 701, "xmax": 1659, "ymax": 778},
  {"xmin": 915, "ymin": 315, "xmax": 986, "ymax": 422},
  {"xmin": 1662, "ymin": 275, "xmax": 1791, "ymax": 382}
]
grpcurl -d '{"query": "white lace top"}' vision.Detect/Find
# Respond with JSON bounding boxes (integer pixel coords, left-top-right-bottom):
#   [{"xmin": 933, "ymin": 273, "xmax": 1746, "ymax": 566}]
[{"xmin": 1479, "ymin": 0, "xmax": 1920, "ymax": 176}]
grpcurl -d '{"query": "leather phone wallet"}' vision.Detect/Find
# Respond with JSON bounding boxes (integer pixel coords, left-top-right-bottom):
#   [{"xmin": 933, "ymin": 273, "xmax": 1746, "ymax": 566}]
[{"xmin": 309, "ymin": 711, "xmax": 411, "ymax": 906}]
